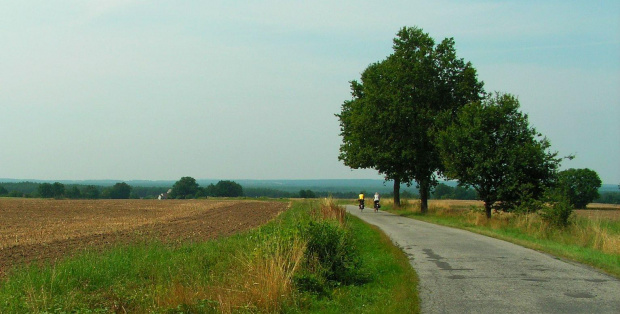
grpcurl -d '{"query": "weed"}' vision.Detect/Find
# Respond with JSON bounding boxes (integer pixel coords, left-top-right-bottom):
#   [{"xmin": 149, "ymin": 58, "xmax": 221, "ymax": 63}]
[{"xmin": 311, "ymin": 196, "xmax": 347, "ymax": 226}]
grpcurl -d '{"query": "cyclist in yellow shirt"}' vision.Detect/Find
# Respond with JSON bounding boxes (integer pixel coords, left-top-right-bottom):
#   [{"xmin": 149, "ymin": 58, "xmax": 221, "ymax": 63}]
[{"xmin": 358, "ymin": 192, "xmax": 365, "ymax": 210}]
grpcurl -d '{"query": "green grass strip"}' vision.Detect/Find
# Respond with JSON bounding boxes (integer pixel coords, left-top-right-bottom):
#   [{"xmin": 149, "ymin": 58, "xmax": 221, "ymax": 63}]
[{"xmin": 295, "ymin": 214, "xmax": 420, "ymax": 313}]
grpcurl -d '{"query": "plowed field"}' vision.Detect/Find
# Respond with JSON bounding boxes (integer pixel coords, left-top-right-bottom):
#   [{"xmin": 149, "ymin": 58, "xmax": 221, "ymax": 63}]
[{"xmin": 0, "ymin": 199, "xmax": 289, "ymax": 276}]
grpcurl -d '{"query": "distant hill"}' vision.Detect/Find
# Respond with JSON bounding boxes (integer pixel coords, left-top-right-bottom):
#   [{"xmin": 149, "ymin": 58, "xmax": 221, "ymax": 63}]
[{"xmin": 600, "ymin": 184, "xmax": 619, "ymax": 192}]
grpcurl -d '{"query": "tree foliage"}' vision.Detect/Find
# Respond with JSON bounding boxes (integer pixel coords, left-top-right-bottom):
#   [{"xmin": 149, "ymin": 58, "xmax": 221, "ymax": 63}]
[
  {"xmin": 170, "ymin": 177, "xmax": 199, "ymax": 199},
  {"xmin": 38, "ymin": 183, "xmax": 54, "ymax": 198},
  {"xmin": 82, "ymin": 185, "xmax": 101, "ymax": 199},
  {"xmin": 337, "ymin": 26, "xmax": 484, "ymax": 211},
  {"xmin": 107, "ymin": 182, "xmax": 132, "ymax": 199},
  {"xmin": 437, "ymin": 93, "xmax": 562, "ymax": 218},
  {"xmin": 299, "ymin": 189, "xmax": 316, "ymax": 198},
  {"xmin": 65, "ymin": 186, "xmax": 82, "ymax": 199},
  {"xmin": 210, "ymin": 180, "xmax": 243, "ymax": 197},
  {"xmin": 52, "ymin": 182, "xmax": 65, "ymax": 198},
  {"xmin": 556, "ymin": 168, "xmax": 602, "ymax": 209}
]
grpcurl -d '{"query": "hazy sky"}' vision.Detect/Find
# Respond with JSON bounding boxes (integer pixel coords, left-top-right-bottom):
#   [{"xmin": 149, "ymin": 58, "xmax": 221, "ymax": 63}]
[{"xmin": 1, "ymin": 1, "xmax": 619, "ymax": 184}]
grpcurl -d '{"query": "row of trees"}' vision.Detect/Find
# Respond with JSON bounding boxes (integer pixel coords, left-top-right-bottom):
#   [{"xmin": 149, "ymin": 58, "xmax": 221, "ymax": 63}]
[
  {"xmin": 0, "ymin": 183, "xmax": 153, "ymax": 199},
  {"xmin": 0, "ymin": 179, "xmax": 244, "ymax": 200},
  {"xmin": 337, "ymin": 26, "xmax": 602, "ymax": 218},
  {"xmin": 37, "ymin": 182, "xmax": 132, "ymax": 199},
  {"xmin": 168, "ymin": 177, "xmax": 244, "ymax": 199},
  {"xmin": 0, "ymin": 179, "xmax": 609, "ymax": 205}
]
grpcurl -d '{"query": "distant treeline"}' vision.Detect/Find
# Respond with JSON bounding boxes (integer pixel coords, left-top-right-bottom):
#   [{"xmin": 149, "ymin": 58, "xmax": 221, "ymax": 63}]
[
  {"xmin": 595, "ymin": 192, "xmax": 620, "ymax": 205},
  {"xmin": 0, "ymin": 182, "xmax": 163, "ymax": 199},
  {"xmin": 1, "ymin": 181, "xmax": 618, "ymax": 204}
]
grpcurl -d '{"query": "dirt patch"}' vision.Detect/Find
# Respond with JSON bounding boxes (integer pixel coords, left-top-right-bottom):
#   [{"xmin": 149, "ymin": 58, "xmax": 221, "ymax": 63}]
[{"xmin": 0, "ymin": 199, "xmax": 289, "ymax": 276}]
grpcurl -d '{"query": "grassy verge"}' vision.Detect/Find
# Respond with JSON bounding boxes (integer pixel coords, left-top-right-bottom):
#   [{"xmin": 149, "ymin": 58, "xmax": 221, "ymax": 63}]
[
  {"xmin": 0, "ymin": 199, "xmax": 419, "ymax": 313},
  {"xmin": 383, "ymin": 199, "xmax": 620, "ymax": 278},
  {"xmin": 299, "ymin": 200, "xmax": 419, "ymax": 313}
]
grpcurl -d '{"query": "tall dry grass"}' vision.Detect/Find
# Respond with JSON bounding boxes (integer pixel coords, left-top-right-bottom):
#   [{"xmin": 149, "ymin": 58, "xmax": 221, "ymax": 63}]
[
  {"xmin": 207, "ymin": 236, "xmax": 306, "ymax": 313},
  {"xmin": 394, "ymin": 199, "xmax": 620, "ymax": 256},
  {"xmin": 312, "ymin": 197, "xmax": 346, "ymax": 226},
  {"xmin": 463, "ymin": 211, "xmax": 620, "ymax": 256},
  {"xmin": 156, "ymin": 198, "xmax": 348, "ymax": 313}
]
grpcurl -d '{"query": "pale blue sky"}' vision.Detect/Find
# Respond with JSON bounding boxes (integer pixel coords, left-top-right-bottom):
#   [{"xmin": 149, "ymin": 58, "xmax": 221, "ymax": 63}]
[{"xmin": 1, "ymin": 1, "xmax": 619, "ymax": 184}]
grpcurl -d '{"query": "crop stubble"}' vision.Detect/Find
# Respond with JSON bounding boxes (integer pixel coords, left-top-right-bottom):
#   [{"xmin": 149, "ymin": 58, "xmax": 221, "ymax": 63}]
[{"xmin": 0, "ymin": 199, "xmax": 289, "ymax": 276}]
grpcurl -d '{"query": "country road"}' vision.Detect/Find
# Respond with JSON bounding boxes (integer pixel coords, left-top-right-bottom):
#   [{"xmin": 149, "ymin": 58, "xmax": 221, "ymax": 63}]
[{"xmin": 346, "ymin": 205, "xmax": 620, "ymax": 314}]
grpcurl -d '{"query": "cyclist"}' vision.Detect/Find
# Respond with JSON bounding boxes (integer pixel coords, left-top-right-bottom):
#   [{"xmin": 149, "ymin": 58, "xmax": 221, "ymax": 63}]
[
  {"xmin": 358, "ymin": 192, "xmax": 365, "ymax": 210},
  {"xmin": 374, "ymin": 192, "xmax": 380, "ymax": 212}
]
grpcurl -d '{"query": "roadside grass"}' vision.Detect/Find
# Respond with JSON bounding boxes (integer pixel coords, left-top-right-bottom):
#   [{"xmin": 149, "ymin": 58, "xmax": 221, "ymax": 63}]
[
  {"xmin": 298, "ymin": 198, "xmax": 419, "ymax": 313},
  {"xmin": 0, "ymin": 199, "xmax": 419, "ymax": 313},
  {"xmin": 383, "ymin": 198, "xmax": 620, "ymax": 278}
]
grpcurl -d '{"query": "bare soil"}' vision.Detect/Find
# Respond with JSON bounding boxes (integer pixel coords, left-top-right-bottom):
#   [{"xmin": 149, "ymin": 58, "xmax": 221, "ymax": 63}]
[{"xmin": 0, "ymin": 199, "xmax": 289, "ymax": 276}]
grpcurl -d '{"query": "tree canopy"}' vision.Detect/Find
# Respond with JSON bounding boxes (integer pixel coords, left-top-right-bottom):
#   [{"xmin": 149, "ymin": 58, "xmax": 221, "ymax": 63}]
[
  {"xmin": 337, "ymin": 26, "xmax": 484, "ymax": 211},
  {"xmin": 210, "ymin": 180, "xmax": 243, "ymax": 197},
  {"xmin": 38, "ymin": 182, "xmax": 65, "ymax": 198},
  {"xmin": 38, "ymin": 183, "xmax": 54, "ymax": 198},
  {"xmin": 83, "ymin": 185, "xmax": 101, "ymax": 199},
  {"xmin": 437, "ymin": 93, "xmax": 562, "ymax": 218},
  {"xmin": 107, "ymin": 182, "xmax": 132, "ymax": 199},
  {"xmin": 556, "ymin": 168, "xmax": 602, "ymax": 209},
  {"xmin": 170, "ymin": 177, "xmax": 199, "ymax": 199}
]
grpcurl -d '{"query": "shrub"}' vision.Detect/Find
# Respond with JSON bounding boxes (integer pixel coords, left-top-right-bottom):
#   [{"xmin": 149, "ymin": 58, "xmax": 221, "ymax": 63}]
[
  {"xmin": 300, "ymin": 221, "xmax": 364, "ymax": 286},
  {"xmin": 539, "ymin": 193, "xmax": 573, "ymax": 227}
]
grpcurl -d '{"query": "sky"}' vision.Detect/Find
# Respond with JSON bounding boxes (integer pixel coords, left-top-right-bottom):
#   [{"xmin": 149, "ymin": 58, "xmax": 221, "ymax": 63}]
[{"xmin": 1, "ymin": 1, "xmax": 619, "ymax": 184}]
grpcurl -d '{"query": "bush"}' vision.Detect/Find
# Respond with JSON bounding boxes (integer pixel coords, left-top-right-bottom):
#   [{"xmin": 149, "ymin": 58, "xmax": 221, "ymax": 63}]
[
  {"xmin": 539, "ymin": 193, "xmax": 573, "ymax": 227},
  {"xmin": 300, "ymin": 221, "xmax": 365, "ymax": 286},
  {"xmin": 293, "ymin": 271, "xmax": 328, "ymax": 295}
]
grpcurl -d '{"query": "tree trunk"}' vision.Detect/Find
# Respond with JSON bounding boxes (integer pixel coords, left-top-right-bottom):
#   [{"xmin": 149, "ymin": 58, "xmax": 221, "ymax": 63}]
[
  {"xmin": 420, "ymin": 179, "xmax": 429, "ymax": 214},
  {"xmin": 393, "ymin": 177, "xmax": 401, "ymax": 208},
  {"xmin": 484, "ymin": 202, "xmax": 492, "ymax": 219}
]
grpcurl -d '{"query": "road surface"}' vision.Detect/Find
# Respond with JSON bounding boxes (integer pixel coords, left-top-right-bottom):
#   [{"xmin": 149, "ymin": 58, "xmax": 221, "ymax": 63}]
[{"xmin": 346, "ymin": 205, "xmax": 620, "ymax": 313}]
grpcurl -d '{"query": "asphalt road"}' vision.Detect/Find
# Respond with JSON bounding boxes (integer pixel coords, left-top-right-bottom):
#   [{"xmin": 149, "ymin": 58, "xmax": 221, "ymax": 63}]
[{"xmin": 346, "ymin": 205, "xmax": 620, "ymax": 314}]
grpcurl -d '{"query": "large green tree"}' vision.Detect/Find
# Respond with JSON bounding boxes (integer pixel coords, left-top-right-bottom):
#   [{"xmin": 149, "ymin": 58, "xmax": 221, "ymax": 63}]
[
  {"xmin": 337, "ymin": 26, "xmax": 484, "ymax": 210},
  {"xmin": 170, "ymin": 177, "xmax": 199, "ymax": 199},
  {"xmin": 108, "ymin": 182, "xmax": 132, "ymax": 199},
  {"xmin": 337, "ymin": 60, "xmax": 410, "ymax": 206},
  {"xmin": 556, "ymin": 168, "xmax": 602, "ymax": 209},
  {"xmin": 210, "ymin": 180, "xmax": 243, "ymax": 197},
  {"xmin": 437, "ymin": 93, "xmax": 562, "ymax": 218}
]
